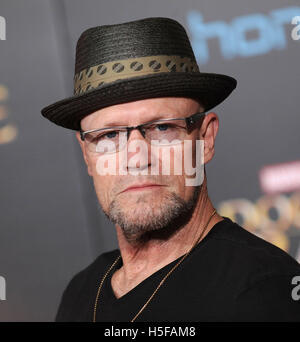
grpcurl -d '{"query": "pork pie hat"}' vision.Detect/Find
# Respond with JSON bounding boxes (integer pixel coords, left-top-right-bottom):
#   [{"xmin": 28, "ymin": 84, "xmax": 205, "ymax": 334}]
[{"xmin": 41, "ymin": 17, "xmax": 237, "ymax": 131}]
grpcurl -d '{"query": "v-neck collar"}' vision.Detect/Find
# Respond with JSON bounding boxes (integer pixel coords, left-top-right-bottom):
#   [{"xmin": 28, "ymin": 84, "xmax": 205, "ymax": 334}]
[{"xmin": 105, "ymin": 217, "xmax": 231, "ymax": 302}]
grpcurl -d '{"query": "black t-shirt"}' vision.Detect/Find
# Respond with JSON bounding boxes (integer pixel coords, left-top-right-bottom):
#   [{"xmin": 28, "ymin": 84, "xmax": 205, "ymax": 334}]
[{"xmin": 56, "ymin": 217, "xmax": 300, "ymax": 322}]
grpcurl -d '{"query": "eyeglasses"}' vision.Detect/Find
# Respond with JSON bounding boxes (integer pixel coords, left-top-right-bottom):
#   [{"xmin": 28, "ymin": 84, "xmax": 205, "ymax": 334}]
[{"xmin": 80, "ymin": 111, "xmax": 206, "ymax": 153}]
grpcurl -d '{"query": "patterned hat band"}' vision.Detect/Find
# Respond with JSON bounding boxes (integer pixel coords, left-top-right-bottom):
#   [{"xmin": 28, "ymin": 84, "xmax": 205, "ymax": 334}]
[{"xmin": 73, "ymin": 55, "xmax": 199, "ymax": 95}]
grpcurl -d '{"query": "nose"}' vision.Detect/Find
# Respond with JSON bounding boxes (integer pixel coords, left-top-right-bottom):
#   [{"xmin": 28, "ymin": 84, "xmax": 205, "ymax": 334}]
[
  {"xmin": 127, "ymin": 126, "xmax": 146, "ymax": 141},
  {"xmin": 126, "ymin": 127, "xmax": 151, "ymax": 172}
]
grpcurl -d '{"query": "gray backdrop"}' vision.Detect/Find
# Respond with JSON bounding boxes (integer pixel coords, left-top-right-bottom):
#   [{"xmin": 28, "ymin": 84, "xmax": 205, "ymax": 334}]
[{"xmin": 0, "ymin": 0, "xmax": 299, "ymax": 321}]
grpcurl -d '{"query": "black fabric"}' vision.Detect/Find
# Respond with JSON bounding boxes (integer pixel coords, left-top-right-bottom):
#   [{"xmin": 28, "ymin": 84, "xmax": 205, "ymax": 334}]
[
  {"xmin": 41, "ymin": 72, "xmax": 237, "ymax": 131},
  {"xmin": 75, "ymin": 17, "xmax": 196, "ymax": 73},
  {"xmin": 56, "ymin": 217, "xmax": 300, "ymax": 322}
]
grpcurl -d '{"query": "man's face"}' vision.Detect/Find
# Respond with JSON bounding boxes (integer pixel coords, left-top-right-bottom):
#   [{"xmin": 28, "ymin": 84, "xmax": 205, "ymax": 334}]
[{"xmin": 78, "ymin": 97, "xmax": 205, "ymax": 243}]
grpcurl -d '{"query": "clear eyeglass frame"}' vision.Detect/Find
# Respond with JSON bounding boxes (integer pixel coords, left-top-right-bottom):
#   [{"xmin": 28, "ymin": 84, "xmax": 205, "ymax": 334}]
[{"xmin": 79, "ymin": 111, "xmax": 206, "ymax": 153}]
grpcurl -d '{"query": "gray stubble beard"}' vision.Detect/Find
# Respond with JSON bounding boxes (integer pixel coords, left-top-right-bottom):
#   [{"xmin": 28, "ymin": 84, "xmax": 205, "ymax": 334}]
[{"xmin": 103, "ymin": 186, "xmax": 201, "ymax": 245}]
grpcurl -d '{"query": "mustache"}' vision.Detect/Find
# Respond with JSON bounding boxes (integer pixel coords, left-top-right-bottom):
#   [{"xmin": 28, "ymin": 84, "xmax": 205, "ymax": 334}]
[{"xmin": 112, "ymin": 176, "xmax": 167, "ymax": 194}]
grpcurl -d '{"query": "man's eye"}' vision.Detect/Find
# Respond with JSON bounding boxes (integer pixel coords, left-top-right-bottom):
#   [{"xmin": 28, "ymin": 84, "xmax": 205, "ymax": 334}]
[
  {"xmin": 104, "ymin": 131, "xmax": 118, "ymax": 139},
  {"xmin": 156, "ymin": 124, "xmax": 170, "ymax": 131},
  {"xmin": 94, "ymin": 130, "xmax": 118, "ymax": 142},
  {"xmin": 155, "ymin": 123, "xmax": 180, "ymax": 131}
]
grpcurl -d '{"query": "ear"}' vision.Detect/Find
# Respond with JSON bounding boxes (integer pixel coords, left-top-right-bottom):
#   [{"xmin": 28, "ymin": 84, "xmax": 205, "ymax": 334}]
[
  {"xmin": 199, "ymin": 112, "xmax": 219, "ymax": 164},
  {"xmin": 75, "ymin": 131, "xmax": 93, "ymax": 177}
]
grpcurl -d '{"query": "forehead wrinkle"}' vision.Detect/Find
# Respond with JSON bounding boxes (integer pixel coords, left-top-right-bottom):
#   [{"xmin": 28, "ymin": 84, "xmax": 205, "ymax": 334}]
[
  {"xmin": 81, "ymin": 98, "xmax": 202, "ymax": 130},
  {"xmin": 82, "ymin": 108, "xmax": 177, "ymax": 130},
  {"xmin": 102, "ymin": 113, "xmax": 180, "ymax": 128}
]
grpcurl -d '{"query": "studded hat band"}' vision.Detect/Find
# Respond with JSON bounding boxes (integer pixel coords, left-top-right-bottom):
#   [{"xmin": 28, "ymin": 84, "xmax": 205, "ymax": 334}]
[{"xmin": 73, "ymin": 55, "xmax": 199, "ymax": 95}]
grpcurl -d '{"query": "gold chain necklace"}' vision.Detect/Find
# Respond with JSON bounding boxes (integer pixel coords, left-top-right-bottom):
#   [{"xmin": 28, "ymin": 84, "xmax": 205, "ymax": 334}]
[{"xmin": 93, "ymin": 209, "xmax": 217, "ymax": 322}]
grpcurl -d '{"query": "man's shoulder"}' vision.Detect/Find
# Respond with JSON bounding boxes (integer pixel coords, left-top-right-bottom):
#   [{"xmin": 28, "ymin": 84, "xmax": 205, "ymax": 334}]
[
  {"xmin": 68, "ymin": 248, "xmax": 120, "ymax": 289},
  {"xmin": 55, "ymin": 248, "xmax": 120, "ymax": 321},
  {"xmin": 212, "ymin": 219, "xmax": 300, "ymax": 321},
  {"xmin": 59, "ymin": 248, "xmax": 119, "ymax": 302},
  {"xmin": 210, "ymin": 217, "xmax": 300, "ymax": 276}
]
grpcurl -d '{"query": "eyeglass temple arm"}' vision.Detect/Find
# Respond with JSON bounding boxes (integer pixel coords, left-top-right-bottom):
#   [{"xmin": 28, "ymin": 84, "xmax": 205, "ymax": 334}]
[
  {"xmin": 80, "ymin": 130, "xmax": 86, "ymax": 141},
  {"xmin": 185, "ymin": 112, "xmax": 206, "ymax": 128}
]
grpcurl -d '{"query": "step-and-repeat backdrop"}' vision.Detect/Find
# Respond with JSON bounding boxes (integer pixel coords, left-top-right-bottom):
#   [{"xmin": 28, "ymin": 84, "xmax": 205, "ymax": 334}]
[{"xmin": 0, "ymin": 0, "xmax": 299, "ymax": 321}]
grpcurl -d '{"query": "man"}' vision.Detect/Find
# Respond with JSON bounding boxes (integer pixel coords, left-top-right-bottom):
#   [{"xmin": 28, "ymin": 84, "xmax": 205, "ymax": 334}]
[{"xmin": 41, "ymin": 17, "xmax": 300, "ymax": 322}]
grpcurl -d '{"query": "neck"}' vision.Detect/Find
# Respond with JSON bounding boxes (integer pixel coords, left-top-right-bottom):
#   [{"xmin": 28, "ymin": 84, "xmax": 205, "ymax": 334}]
[{"xmin": 111, "ymin": 180, "xmax": 224, "ymax": 298}]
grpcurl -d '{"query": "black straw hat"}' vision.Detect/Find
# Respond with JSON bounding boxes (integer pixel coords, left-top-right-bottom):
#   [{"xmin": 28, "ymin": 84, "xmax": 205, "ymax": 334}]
[{"xmin": 41, "ymin": 17, "xmax": 237, "ymax": 131}]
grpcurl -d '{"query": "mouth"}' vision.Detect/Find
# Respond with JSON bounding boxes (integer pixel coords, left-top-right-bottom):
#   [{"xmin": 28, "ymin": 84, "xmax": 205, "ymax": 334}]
[{"xmin": 120, "ymin": 183, "xmax": 165, "ymax": 193}]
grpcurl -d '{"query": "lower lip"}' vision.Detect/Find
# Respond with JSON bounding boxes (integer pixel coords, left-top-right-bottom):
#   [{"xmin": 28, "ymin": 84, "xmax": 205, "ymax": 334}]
[{"xmin": 123, "ymin": 185, "xmax": 162, "ymax": 193}]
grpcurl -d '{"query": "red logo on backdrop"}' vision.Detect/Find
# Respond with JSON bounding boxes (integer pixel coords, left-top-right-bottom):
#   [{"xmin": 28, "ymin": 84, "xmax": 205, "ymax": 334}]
[{"xmin": 259, "ymin": 160, "xmax": 300, "ymax": 194}]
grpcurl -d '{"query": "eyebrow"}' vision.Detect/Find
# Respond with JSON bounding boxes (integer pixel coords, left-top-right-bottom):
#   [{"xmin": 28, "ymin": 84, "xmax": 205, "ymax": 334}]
[{"xmin": 101, "ymin": 113, "xmax": 181, "ymax": 128}]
